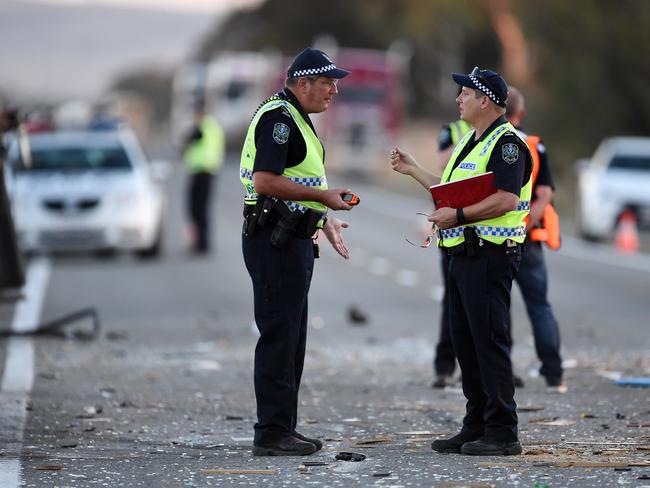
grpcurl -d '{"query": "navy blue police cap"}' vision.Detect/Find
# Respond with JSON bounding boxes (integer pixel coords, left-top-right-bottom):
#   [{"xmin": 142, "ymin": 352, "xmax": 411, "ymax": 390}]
[
  {"xmin": 452, "ymin": 66, "xmax": 508, "ymax": 107},
  {"xmin": 287, "ymin": 48, "xmax": 350, "ymax": 79}
]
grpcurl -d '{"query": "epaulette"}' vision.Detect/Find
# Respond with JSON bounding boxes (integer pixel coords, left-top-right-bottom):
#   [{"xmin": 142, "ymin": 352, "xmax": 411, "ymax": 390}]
[{"xmin": 250, "ymin": 93, "xmax": 285, "ymax": 121}]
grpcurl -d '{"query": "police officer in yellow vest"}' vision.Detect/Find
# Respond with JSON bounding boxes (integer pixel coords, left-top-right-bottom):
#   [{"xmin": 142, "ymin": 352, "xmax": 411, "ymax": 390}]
[
  {"xmin": 240, "ymin": 48, "xmax": 355, "ymax": 456},
  {"xmin": 391, "ymin": 67, "xmax": 532, "ymax": 456},
  {"xmin": 183, "ymin": 104, "xmax": 224, "ymax": 254}
]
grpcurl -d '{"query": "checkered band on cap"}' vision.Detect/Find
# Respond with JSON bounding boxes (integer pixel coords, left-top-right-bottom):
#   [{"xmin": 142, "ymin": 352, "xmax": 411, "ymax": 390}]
[
  {"xmin": 469, "ymin": 74, "xmax": 501, "ymax": 105},
  {"xmin": 289, "ymin": 64, "xmax": 337, "ymax": 78}
]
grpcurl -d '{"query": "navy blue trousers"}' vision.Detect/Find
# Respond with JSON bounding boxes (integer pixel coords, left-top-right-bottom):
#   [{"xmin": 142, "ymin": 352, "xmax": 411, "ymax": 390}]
[
  {"xmin": 514, "ymin": 241, "xmax": 563, "ymax": 380},
  {"xmin": 448, "ymin": 245, "xmax": 520, "ymax": 441},
  {"xmin": 242, "ymin": 225, "xmax": 314, "ymax": 444}
]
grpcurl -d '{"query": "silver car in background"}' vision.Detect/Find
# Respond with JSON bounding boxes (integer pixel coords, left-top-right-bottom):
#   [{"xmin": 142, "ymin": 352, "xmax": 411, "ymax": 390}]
[
  {"xmin": 576, "ymin": 137, "xmax": 650, "ymax": 241},
  {"xmin": 6, "ymin": 129, "xmax": 167, "ymax": 257}
]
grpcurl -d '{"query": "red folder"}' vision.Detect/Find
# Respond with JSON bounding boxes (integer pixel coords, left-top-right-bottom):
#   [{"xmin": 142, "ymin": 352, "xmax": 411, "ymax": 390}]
[{"xmin": 429, "ymin": 172, "xmax": 496, "ymax": 209}]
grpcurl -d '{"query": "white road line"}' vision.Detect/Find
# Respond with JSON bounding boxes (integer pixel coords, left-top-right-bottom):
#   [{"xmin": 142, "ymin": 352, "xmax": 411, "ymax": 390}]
[
  {"xmin": 0, "ymin": 257, "xmax": 51, "ymax": 488},
  {"xmin": 395, "ymin": 269, "xmax": 419, "ymax": 288}
]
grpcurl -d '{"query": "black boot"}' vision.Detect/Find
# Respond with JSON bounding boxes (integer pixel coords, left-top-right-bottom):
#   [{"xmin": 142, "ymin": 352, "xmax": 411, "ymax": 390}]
[
  {"xmin": 461, "ymin": 437, "xmax": 522, "ymax": 456},
  {"xmin": 431, "ymin": 432, "xmax": 482, "ymax": 453},
  {"xmin": 252, "ymin": 435, "xmax": 317, "ymax": 456},
  {"xmin": 293, "ymin": 431, "xmax": 323, "ymax": 451}
]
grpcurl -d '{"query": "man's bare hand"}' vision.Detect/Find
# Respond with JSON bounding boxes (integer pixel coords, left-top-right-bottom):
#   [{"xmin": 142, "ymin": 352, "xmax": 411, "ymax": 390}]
[
  {"xmin": 390, "ymin": 147, "xmax": 419, "ymax": 176},
  {"xmin": 429, "ymin": 207, "xmax": 458, "ymax": 230},
  {"xmin": 323, "ymin": 217, "xmax": 350, "ymax": 259},
  {"xmin": 320, "ymin": 188, "xmax": 353, "ymax": 211}
]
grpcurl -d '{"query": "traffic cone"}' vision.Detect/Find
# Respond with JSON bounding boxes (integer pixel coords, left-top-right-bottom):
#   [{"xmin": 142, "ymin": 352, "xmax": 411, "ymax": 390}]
[{"xmin": 614, "ymin": 209, "xmax": 639, "ymax": 254}]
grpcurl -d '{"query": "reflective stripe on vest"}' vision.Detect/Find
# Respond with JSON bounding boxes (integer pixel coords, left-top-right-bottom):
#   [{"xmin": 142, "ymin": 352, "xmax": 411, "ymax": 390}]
[
  {"xmin": 184, "ymin": 117, "xmax": 224, "ymax": 174},
  {"xmin": 439, "ymin": 121, "xmax": 532, "ymax": 247},
  {"xmin": 239, "ymin": 97, "xmax": 328, "ymax": 215}
]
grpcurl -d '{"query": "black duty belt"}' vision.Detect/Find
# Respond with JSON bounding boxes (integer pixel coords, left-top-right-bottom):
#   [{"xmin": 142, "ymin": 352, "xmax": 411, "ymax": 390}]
[{"xmin": 444, "ymin": 238, "xmax": 522, "ymax": 257}]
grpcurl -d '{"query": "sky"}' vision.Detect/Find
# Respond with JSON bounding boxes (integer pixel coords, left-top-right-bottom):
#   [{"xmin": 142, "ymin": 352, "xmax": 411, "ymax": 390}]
[
  {"xmin": 23, "ymin": 0, "xmax": 263, "ymax": 14},
  {"xmin": 0, "ymin": 0, "xmax": 263, "ymax": 103}
]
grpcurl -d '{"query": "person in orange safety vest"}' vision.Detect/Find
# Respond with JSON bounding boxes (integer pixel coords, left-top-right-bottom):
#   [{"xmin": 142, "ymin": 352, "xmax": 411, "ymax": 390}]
[{"xmin": 506, "ymin": 87, "xmax": 565, "ymax": 393}]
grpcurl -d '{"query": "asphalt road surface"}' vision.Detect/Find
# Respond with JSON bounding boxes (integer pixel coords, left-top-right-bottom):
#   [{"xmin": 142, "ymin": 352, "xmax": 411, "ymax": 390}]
[{"xmin": 1, "ymin": 157, "xmax": 649, "ymax": 487}]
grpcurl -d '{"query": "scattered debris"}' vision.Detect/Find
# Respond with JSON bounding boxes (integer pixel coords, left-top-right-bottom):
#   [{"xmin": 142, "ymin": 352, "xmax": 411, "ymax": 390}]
[
  {"xmin": 616, "ymin": 412, "xmax": 626, "ymax": 419},
  {"xmin": 38, "ymin": 372, "xmax": 58, "ymax": 380},
  {"xmin": 395, "ymin": 431, "xmax": 442, "ymax": 436},
  {"xmin": 524, "ymin": 448, "xmax": 553, "ymax": 455},
  {"xmin": 335, "ymin": 452, "xmax": 366, "ymax": 462},
  {"xmin": 35, "ymin": 465, "xmax": 63, "ymax": 471},
  {"xmin": 354, "ymin": 435, "xmax": 392, "ymax": 446},
  {"xmin": 201, "ymin": 469, "xmax": 276, "ymax": 475},
  {"xmin": 479, "ymin": 461, "xmax": 650, "ymax": 469},
  {"xmin": 77, "ymin": 405, "xmax": 103, "ymax": 419},
  {"xmin": 106, "ymin": 330, "xmax": 129, "ymax": 341},
  {"xmin": 302, "ymin": 462, "xmax": 328, "ymax": 467},
  {"xmin": 627, "ymin": 422, "xmax": 650, "ymax": 428},
  {"xmin": 519, "ymin": 405, "xmax": 545, "ymax": 412},
  {"xmin": 60, "ymin": 443, "xmax": 77, "ymax": 449},
  {"xmin": 342, "ymin": 417, "xmax": 361, "ymax": 423},
  {"xmin": 435, "ymin": 482, "xmax": 496, "ymax": 488},
  {"xmin": 615, "ymin": 377, "xmax": 650, "ymax": 387},
  {"xmin": 580, "ymin": 412, "xmax": 598, "ymax": 419},
  {"xmin": 224, "ymin": 415, "xmax": 244, "ymax": 421},
  {"xmin": 347, "ymin": 305, "xmax": 368, "ymax": 325},
  {"xmin": 372, "ymin": 471, "xmax": 392, "ymax": 477},
  {"xmin": 529, "ymin": 417, "xmax": 575, "ymax": 426},
  {"xmin": 638, "ymin": 474, "xmax": 650, "ymax": 480}
]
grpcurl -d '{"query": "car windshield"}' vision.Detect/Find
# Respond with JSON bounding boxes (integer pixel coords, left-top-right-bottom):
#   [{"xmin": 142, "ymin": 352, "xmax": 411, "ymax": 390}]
[
  {"xmin": 13, "ymin": 144, "xmax": 132, "ymax": 172},
  {"xmin": 609, "ymin": 155, "xmax": 650, "ymax": 172}
]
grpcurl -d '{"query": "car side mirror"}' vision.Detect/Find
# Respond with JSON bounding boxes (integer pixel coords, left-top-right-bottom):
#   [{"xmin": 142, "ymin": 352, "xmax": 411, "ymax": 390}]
[{"xmin": 149, "ymin": 159, "xmax": 172, "ymax": 183}]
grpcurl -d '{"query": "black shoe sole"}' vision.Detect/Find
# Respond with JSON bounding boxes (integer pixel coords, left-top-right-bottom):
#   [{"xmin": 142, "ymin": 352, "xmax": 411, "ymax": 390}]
[
  {"xmin": 431, "ymin": 443, "xmax": 462, "ymax": 454},
  {"xmin": 252, "ymin": 445, "xmax": 317, "ymax": 456},
  {"xmin": 461, "ymin": 444, "xmax": 522, "ymax": 456}
]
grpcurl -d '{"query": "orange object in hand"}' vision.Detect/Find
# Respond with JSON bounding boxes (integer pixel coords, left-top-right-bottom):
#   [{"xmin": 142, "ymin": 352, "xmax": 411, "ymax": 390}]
[{"xmin": 342, "ymin": 193, "xmax": 360, "ymax": 206}]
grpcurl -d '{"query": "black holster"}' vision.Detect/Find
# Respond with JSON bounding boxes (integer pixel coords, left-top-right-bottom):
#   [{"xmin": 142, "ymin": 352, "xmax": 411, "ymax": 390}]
[
  {"xmin": 243, "ymin": 196, "xmax": 325, "ymax": 249},
  {"xmin": 463, "ymin": 227, "xmax": 480, "ymax": 257}
]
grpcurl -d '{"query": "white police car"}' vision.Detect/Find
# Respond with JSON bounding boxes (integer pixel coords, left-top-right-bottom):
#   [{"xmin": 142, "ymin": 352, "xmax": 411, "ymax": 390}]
[
  {"xmin": 576, "ymin": 137, "xmax": 650, "ymax": 241},
  {"xmin": 6, "ymin": 129, "xmax": 168, "ymax": 257}
]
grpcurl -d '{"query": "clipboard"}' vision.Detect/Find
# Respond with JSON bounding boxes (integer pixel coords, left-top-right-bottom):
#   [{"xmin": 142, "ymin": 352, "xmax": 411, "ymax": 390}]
[{"xmin": 429, "ymin": 172, "xmax": 496, "ymax": 209}]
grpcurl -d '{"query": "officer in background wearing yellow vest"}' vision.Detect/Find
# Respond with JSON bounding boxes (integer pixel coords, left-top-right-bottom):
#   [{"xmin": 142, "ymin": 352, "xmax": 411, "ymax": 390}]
[
  {"xmin": 391, "ymin": 67, "xmax": 531, "ymax": 456},
  {"xmin": 431, "ymin": 117, "xmax": 472, "ymax": 388},
  {"xmin": 506, "ymin": 87, "xmax": 565, "ymax": 392},
  {"xmin": 183, "ymin": 104, "xmax": 224, "ymax": 254},
  {"xmin": 240, "ymin": 48, "xmax": 355, "ymax": 456}
]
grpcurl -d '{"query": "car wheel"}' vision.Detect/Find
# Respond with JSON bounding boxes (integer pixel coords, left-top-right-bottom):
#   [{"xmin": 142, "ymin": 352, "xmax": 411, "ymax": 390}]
[{"xmin": 135, "ymin": 224, "xmax": 163, "ymax": 259}]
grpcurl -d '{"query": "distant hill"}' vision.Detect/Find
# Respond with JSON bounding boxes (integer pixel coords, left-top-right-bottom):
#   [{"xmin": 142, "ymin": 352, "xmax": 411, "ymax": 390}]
[{"xmin": 0, "ymin": 0, "xmax": 220, "ymax": 103}]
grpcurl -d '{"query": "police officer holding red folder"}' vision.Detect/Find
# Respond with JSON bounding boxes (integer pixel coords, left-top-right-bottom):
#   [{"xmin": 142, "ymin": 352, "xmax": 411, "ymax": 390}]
[{"xmin": 391, "ymin": 66, "xmax": 532, "ymax": 456}]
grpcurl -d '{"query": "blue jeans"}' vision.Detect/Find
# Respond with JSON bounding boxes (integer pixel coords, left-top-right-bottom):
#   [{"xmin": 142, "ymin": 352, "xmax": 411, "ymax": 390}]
[{"xmin": 514, "ymin": 242, "xmax": 563, "ymax": 381}]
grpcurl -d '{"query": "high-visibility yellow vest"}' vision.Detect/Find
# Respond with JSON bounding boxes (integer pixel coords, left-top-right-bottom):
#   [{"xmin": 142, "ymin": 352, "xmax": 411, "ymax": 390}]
[
  {"xmin": 449, "ymin": 119, "xmax": 472, "ymax": 146},
  {"xmin": 184, "ymin": 117, "xmax": 225, "ymax": 174},
  {"xmin": 438, "ymin": 121, "xmax": 532, "ymax": 247},
  {"xmin": 240, "ymin": 95, "xmax": 328, "ymax": 215}
]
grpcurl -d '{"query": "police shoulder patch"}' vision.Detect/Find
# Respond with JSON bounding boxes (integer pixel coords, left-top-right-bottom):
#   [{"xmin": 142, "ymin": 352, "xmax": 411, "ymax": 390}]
[
  {"xmin": 273, "ymin": 123, "xmax": 290, "ymax": 144},
  {"xmin": 502, "ymin": 143, "xmax": 519, "ymax": 164}
]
